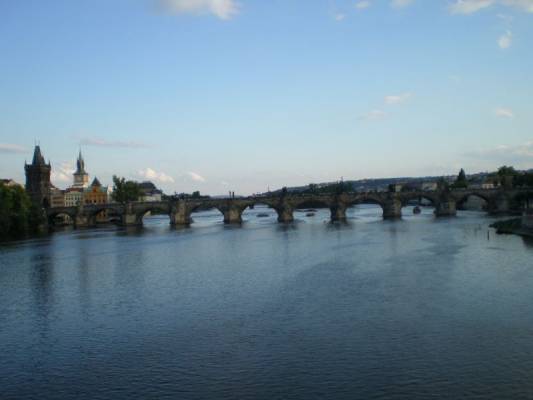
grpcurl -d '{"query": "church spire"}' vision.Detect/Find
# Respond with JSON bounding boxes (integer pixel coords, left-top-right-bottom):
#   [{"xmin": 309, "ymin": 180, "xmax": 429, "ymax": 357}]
[
  {"xmin": 76, "ymin": 148, "xmax": 86, "ymax": 174},
  {"xmin": 72, "ymin": 149, "xmax": 89, "ymax": 189},
  {"xmin": 31, "ymin": 145, "xmax": 47, "ymax": 166}
]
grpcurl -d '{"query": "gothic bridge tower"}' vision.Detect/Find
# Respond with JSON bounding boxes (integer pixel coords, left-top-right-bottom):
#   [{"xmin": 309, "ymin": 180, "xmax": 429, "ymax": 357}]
[
  {"xmin": 72, "ymin": 149, "xmax": 89, "ymax": 189},
  {"xmin": 25, "ymin": 145, "xmax": 52, "ymax": 208}
]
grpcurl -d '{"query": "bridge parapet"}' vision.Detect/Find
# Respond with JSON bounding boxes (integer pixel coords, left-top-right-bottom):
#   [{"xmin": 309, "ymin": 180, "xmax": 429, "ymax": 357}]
[{"xmin": 43, "ymin": 187, "xmax": 531, "ymax": 229}]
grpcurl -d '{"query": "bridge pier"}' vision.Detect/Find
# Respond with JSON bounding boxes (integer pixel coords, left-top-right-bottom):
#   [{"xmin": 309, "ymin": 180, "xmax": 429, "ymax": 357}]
[
  {"xmin": 435, "ymin": 201, "xmax": 457, "ymax": 217},
  {"xmin": 222, "ymin": 207, "xmax": 243, "ymax": 224},
  {"xmin": 74, "ymin": 214, "xmax": 91, "ymax": 228},
  {"xmin": 170, "ymin": 211, "xmax": 191, "ymax": 226},
  {"xmin": 170, "ymin": 200, "xmax": 192, "ymax": 226},
  {"xmin": 330, "ymin": 204, "xmax": 347, "ymax": 222},
  {"xmin": 488, "ymin": 194, "xmax": 511, "ymax": 215},
  {"xmin": 122, "ymin": 213, "xmax": 141, "ymax": 227},
  {"xmin": 120, "ymin": 203, "xmax": 142, "ymax": 227},
  {"xmin": 277, "ymin": 205, "xmax": 294, "ymax": 223},
  {"xmin": 523, "ymin": 209, "xmax": 533, "ymax": 229},
  {"xmin": 383, "ymin": 199, "xmax": 402, "ymax": 219}
]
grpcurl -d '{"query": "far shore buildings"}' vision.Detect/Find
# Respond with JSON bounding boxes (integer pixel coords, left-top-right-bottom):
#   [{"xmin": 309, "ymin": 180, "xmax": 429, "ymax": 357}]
[
  {"xmin": 139, "ymin": 181, "xmax": 163, "ymax": 202},
  {"xmin": 25, "ymin": 147, "xmax": 163, "ymax": 216}
]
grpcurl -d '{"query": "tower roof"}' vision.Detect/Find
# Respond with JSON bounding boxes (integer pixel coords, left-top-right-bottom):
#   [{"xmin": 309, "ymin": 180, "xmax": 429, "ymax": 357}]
[
  {"xmin": 75, "ymin": 149, "xmax": 87, "ymax": 174},
  {"xmin": 31, "ymin": 145, "xmax": 47, "ymax": 166},
  {"xmin": 91, "ymin": 177, "xmax": 102, "ymax": 187}
]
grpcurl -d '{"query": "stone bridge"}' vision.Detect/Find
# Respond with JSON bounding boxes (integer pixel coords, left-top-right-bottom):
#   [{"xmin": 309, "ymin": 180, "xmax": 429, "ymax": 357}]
[{"xmin": 46, "ymin": 188, "xmax": 531, "ymax": 229}]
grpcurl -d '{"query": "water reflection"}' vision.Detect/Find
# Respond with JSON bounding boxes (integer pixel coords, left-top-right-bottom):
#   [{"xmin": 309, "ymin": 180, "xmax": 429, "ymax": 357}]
[
  {"xmin": 30, "ymin": 248, "xmax": 55, "ymax": 334},
  {"xmin": 1, "ymin": 209, "xmax": 533, "ymax": 400}
]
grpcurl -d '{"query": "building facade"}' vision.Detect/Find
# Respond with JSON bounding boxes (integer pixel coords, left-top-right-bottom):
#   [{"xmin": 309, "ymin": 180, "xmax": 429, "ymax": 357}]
[
  {"xmin": 84, "ymin": 178, "xmax": 110, "ymax": 222},
  {"xmin": 50, "ymin": 187, "xmax": 66, "ymax": 208},
  {"xmin": 65, "ymin": 189, "xmax": 83, "ymax": 207},
  {"xmin": 139, "ymin": 181, "xmax": 163, "ymax": 202}
]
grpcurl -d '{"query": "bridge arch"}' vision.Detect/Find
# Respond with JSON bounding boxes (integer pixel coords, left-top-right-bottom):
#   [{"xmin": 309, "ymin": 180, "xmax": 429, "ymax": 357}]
[
  {"xmin": 47, "ymin": 209, "xmax": 77, "ymax": 227},
  {"xmin": 188, "ymin": 203, "xmax": 225, "ymax": 225},
  {"xmin": 86, "ymin": 204, "xmax": 124, "ymax": 225},
  {"xmin": 242, "ymin": 202, "xmax": 279, "ymax": 222},
  {"xmin": 344, "ymin": 195, "xmax": 386, "ymax": 219},
  {"xmin": 400, "ymin": 193, "xmax": 438, "ymax": 207},
  {"xmin": 455, "ymin": 192, "xmax": 491, "ymax": 212},
  {"xmin": 290, "ymin": 198, "xmax": 335, "ymax": 221},
  {"xmin": 133, "ymin": 203, "xmax": 172, "ymax": 226}
]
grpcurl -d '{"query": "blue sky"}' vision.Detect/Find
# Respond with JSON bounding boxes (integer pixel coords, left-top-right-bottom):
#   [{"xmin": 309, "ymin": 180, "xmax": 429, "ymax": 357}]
[{"xmin": 0, "ymin": 0, "xmax": 532, "ymax": 195}]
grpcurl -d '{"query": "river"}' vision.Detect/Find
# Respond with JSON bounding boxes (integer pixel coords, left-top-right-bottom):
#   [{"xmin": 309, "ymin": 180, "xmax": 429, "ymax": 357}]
[{"xmin": 1, "ymin": 205, "xmax": 533, "ymax": 399}]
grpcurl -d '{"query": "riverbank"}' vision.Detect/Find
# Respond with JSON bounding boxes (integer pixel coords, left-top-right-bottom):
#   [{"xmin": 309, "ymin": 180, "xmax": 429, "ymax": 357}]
[{"xmin": 491, "ymin": 218, "xmax": 533, "ymax": 238}]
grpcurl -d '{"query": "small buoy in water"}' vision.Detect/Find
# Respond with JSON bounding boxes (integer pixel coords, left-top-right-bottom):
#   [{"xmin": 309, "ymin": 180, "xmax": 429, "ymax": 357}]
[{"xmin": 413, "ymin": 206, "xmax": 421, "ymax": 214}]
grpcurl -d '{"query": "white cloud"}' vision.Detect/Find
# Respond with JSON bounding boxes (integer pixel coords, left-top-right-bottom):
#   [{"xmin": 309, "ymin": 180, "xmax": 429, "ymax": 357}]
[
  {"xmin": 502, "ymin": 0, "xmax": 533, "ymax": 12},
  {"xmin": 80, "ymin": 137, "xmax": 149, "ymax": 148},
  {"xmin": 384, "ymin": 92, "xmax": 413, "ymax": 105},
  {"xmin": 498, "ymin": 30, "xmax": 512, "ymax": 48},
  {"xmin": 494, "ymin": 107, "xmax": 515, "ymax": 118},
  {"xmin": 0, "ymin": 143, "xmax": 27, "ymax": 154},
  {"xmin": 355, "ymin": 1, "xmax": 371, "ymax": 10},
  {"xmin": 159, "ymin": 0, "xmax": 239, "ymax": 19},
  {"xmin": 335, "ymin": 13, "xmax": 346, "ymax": 21},
  {"xmin": 450, "ymin": 0, "xmax": 533, "ymax": 14},
  {"xmin": 391, "ymin": 0, "xmax": 415, "ymax": 8},
  {"xmin": 187, "ymin": 171, "xmax": 206, "ymax": 182},
  {"xmin": 51, "ymin": 162, "xmax": 75, "ymax": 185},
  {"xmin": 138, "ymin": 168, "xmax": 175, "ymax": 183},
  {"xmin": 497, "ymin": 13, "xmax": 514, "ymax": 22},
  {"xmin": 450, "ymin": 0, "xmax": 495, "ymax": 14},
  {"xmin": 467, "ymin": 142, "xmax": 533, "ymax": 161},
  {"xmin": 359, "ymin": 109, "xmax": 387, "ymax": 121}
]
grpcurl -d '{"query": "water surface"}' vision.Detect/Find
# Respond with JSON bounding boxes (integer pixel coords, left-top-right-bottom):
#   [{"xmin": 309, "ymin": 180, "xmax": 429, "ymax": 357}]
[{"xmin": 1, "ymin": 206, "xmax": 533, "ymax": 399}]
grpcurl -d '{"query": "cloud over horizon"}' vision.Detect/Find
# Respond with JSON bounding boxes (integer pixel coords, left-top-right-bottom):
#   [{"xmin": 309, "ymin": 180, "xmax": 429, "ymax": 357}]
[
  {"xmin": 495, "ymin": 107, "xmax": 515, "ymax": 118},
  {"xmin": 51, "ymin": 161, "xmax": 75, "ymax": 185},
  {"xmin": 158, "ymin": 0, "xmax": 239, "ymax": 19},
  {"xmin": 358, "ymin": 109, "xmax": 387, "ymax": 121},
  {"xmin": 391, "ymin": 0, "xmax": 415, "ymax": 8},
  {"xmin": 466, "ymin": 142, "xmax": 533, "ymax": 165},
  {"xmin": 138, "ymin": 167, "xmax": 175, "ymax": 183},
  {"xmin": 450, "ymin": 0, "xmax": 533, "ymax": 14},
  {"xmin": 80, "ymin": 137, "xmax": 150, "ymax": 149},
  {"xmin": 0, "ymin": 143, "xmax": 28, "ymax": 154},
  {"xmin": 186, "ymin": 171, "xmax": 206, "ymax": 182},
  {"xmin": 498, "ymin": 30, "xmax": 513, "ymax": 48},
  {"xmin": 384, "ymin": 92, "xmax": 413, "ymax": 105}
]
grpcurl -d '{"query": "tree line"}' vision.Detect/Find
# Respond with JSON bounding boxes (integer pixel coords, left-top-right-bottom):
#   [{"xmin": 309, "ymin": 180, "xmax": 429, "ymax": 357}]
[{"xmin": 0, "ymin": 183, "xmax": 44, "ymax": 240}]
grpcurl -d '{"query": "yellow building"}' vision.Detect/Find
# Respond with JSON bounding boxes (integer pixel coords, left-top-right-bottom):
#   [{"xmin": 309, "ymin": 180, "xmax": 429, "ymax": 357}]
[{"xmin": 84, "ymin": 178, "xmax": 108, "ymax": 222}]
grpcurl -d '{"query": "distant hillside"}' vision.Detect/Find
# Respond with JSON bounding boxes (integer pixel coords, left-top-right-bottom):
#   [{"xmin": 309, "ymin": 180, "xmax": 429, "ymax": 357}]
[{"xmin": 264, "ymin": 172, "xmax": 494, "ymax": 195}]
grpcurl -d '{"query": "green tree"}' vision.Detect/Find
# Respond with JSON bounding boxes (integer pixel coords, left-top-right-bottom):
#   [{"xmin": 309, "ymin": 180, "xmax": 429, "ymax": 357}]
[
  {"xmin": 452, "ymin": 168, "xmax": 468, "ymax": 189},
  {"xmin": 191, "ymin": 191, "xmax": 201, "ymax": 198},
  {"xmin": 111, "ymin": 176, "xmax": 142, "ymax": 204},
  {"xmin": 497, "ymin": 166, "xmax": 518, "ymax": 177},
  {"xmin": 497, "ymin": 166, "xmax": 518, "ymax": 188},
  {"xmin": 0, "ymin": 183, "xmax": 39, "ymax": 240}
]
